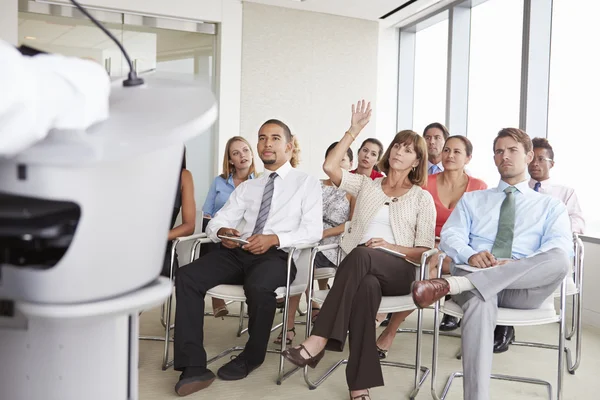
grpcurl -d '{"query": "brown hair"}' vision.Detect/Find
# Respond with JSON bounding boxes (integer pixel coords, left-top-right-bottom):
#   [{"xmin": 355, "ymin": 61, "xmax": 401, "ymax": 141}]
[
  {"xmin": 378, "ymin": 130, "xmax": 428, "ymax": 187},
  {"xmin": 445, "ymin": 135, "xmax": 473, "ymax": 157},
  {"xmin": 493, "ymin": 128, "xmax": 532, "ymax": 153},
  {"xmin": 290, "ymin": 135, "xmax": 301, "ymax": 168},
  {"xmin": 220, "ymin": 136, "xmax": 256, "ymax": 179},
  {"xmin": 531, "ymin": 137, "xmax": 554, "ymax": 160},
  {"xmin": 423, "ymin": 122, "xmax": 450, "ymax": 140}
]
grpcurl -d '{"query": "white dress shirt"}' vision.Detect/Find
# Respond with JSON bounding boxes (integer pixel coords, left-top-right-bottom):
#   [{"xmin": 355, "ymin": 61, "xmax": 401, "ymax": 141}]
[
  {"xmin": 0, "ymin": 41, "xmax": 110, "ymax": 158},
  {"xmin": 206, "ymin": 161, "xmax": 323, "ymax": 258},
  {"xmin": 529, "ymin": 178, "xmax": 585, "ymax": 234},
  {"xmin": 428, "ymin": 160, "xmax": 444, "ymax": 174},
  {"xmin": 440, "ymin": 179, "xmax": 572, "ymax": 264}
]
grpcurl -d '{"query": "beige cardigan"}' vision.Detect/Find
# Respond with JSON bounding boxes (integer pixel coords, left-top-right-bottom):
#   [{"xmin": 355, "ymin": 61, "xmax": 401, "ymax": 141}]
[{"xmin": 339, "ymin": 169, "xmax": 436, "ymax": 256}]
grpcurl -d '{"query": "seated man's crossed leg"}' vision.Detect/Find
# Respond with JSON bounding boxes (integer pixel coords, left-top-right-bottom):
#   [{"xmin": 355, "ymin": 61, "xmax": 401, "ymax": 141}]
[{"xmin": 413, "ymin": 248, "xmax": 570, "ymax": 400}]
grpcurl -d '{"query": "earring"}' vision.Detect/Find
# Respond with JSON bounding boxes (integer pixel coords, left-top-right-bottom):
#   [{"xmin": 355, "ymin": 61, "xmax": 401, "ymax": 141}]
[{"xmin": 412, "ymin": 166, "xmax": 416, "ymax": 172}]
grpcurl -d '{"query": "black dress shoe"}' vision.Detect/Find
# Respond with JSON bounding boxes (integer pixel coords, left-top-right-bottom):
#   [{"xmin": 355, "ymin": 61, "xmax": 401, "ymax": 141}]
[
  {"xmin": 493, "ymin": 325, "xmax": 515, "ymax": 353},
  {"xmin": 174, "ymin": 368, "xmax": 216, "ymax": 397},
  {"xmin": 379, "ymin": 313, "xmax": 392, "ymax": 327},
  {"xmin": 439, "ymin": 314, "xmax": 460, "ymax": 331},
  {"xmin": 217, "ymin": 354, "xmax": 261, "ymax": 381}
]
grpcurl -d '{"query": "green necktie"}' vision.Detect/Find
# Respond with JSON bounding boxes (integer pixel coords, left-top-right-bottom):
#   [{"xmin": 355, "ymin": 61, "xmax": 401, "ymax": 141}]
[{"xmin": 491, "ymin": 186, "xmax": 517, "ymax": 259}]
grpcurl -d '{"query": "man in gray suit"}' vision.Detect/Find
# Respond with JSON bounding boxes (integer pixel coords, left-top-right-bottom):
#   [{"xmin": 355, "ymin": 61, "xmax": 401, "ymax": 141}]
[{"xmin": 411, "ymin": 128, "xmax": 572, "ymax": 400}]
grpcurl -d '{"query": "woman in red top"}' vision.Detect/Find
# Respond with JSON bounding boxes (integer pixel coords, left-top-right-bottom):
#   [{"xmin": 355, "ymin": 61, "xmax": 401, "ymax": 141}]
[
  {"xmin": 350, "ymin": 138, "xmax": 385, "ymax": 179},
  {"xmin": 424, "ymin": 135, "xmax": 486, "ymax": 331},
  {"xmin": 375, "ymin": 135, "xmax": 487, "ymax": 356}
]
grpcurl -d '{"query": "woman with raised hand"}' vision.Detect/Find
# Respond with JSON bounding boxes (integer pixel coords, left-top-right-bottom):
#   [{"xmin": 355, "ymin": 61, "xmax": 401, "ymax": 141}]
[{"xmin": 281, "ymin": 100, "xmax": 435, "ymax": 400}]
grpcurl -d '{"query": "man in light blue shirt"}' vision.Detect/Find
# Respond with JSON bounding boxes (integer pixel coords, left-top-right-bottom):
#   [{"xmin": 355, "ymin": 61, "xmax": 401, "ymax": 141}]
[{"xmin": 412, "ymin": 128, "xmax": 571, "ymax": 400}]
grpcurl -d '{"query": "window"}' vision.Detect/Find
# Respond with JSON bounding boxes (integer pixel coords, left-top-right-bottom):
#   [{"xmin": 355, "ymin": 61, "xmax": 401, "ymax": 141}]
[
  {"xmin": 18, "ymin": 9, "xmax": 217, "ymax": 208},
  {"xmin": 412, "ymin": 16, "xmax": 448, "ymax": 134},
  {"xmin": 547, "ymin": 0, "xmax": 600, "ymax": 236},
  {"xmin": 466, "ymin": 0, "xmax": 524, "ymax": 186}
]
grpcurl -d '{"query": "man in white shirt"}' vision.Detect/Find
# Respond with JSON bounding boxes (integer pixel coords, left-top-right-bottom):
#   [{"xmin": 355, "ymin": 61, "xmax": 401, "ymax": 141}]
[
  {"xmin": 172, "ymin": 120, "xmax": 323, "ymax": 396},
  {"xmin": 529, "ymin": 137, "xmax": 585, "ymax": 234},
  {"xmin": 423, "ymin": 122, "xmax": 450, "ymax": 175}
]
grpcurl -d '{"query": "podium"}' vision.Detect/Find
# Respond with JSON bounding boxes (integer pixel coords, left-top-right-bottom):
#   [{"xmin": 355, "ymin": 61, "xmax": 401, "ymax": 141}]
[{"xmin": 0, "ymin": 72, "xmax": 217, "ymax": 400}]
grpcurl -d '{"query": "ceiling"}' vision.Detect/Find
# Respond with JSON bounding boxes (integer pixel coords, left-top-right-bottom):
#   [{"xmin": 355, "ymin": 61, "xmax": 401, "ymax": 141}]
[{"xmin": 242, "ymin": 0, "xmax": 415, "ymax": 21}]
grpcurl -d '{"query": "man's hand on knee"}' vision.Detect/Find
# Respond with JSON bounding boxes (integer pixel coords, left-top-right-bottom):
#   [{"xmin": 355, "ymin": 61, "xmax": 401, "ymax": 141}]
[
  {"xmin": 243, "ymin": 234, "xmax": 279, "ymax": 255},
  {"xmin": 468, "ymin": 251, "xmax": 498, "ymax": 268}
]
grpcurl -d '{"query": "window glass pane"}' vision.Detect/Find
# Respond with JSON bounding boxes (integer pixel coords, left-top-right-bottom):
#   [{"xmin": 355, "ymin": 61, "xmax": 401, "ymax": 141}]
[
  {"xmin": 413, "ymin": 17, "xmax": 448, "ymax": 134},
  {"xmin": 547, "ymin": 0, "xmax": 600, "ymax": 236},
  {"xmin": 466, "ymin": 0, "xmax": 523, "ymax": 186},
  {"xmin": 18, "ymin": 11, "xmax": 217, "ymax": 211}
]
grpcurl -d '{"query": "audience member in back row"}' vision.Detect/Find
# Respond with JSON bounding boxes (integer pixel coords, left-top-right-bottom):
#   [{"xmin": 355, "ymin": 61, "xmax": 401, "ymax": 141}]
[
  {"xmin": 162, "ymin": 149, "xmax": 196, "ymax": 278},
  {"xmin": 423, "ymin": 122, "xmax": 450, "ymax": 175},
  {"xmin": 411, "ymin": 127, "xmax": 571, "ymax": 400},
  {"xmin": 282, "ymin": 100, "xmax": 435, "ymax": 400},
  {"xmin": 528, "ymin": 137, "xmax": 584, "ymax": 234},
  {"xmin": 351, "ymin": 137, "xmax": 385, "ymax": 179},
  {"xmin": 275, "ymin": 142, "xmax": 356, "ymax": 345},
  {"xmin": 492, "ymin": 136, "xmax": 586, "ymax": 354},
  {"xmin": 202, "ymin": 136, "xmax": 256, "ymax": 318},
  {"xmin": 374, "ymin": 135, "xmax": 487, "ymax": 356},
  {"xmin": 173, "ymin": 119, "xmax": 322, "ymax": 397}
]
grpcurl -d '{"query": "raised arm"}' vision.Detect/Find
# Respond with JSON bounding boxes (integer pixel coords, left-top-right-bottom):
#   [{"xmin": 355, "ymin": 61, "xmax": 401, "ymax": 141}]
[{"xmin": 323, "ymin": 100, "xmax": 372, "ymax": 186}]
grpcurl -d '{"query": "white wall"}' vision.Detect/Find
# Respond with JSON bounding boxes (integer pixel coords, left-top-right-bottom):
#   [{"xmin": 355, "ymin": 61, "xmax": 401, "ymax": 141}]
[
  {"xmin": 239, "ymin": 2, "xmax": 379, "ymax": 178},
  {"xmin": 0, "ymin": 0, "xmax": 17, "ymax": 44},
  {"xmin": 581, "ymin": 239, "xmax": 600, "ymax": 328}
]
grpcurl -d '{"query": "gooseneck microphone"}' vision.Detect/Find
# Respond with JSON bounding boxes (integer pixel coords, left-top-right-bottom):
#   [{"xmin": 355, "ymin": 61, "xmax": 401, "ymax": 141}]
[{"xmin": 69, "ymin": 0, "xmax": 144, "ymax": 87}]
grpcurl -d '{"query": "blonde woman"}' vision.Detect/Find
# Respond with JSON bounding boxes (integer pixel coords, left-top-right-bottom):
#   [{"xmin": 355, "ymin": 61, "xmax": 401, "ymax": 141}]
[{"xmin": 202, "ymin": 136, "xmax": 256, "ymax": 317}]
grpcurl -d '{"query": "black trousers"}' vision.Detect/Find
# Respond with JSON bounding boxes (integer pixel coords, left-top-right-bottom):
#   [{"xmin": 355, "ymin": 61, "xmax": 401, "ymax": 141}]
[
  {"xmin": 173, "ymin": 246, "xmax": 296, "ymax": 370},
  {"xmin": 311, "ymin": 246, "xmax": 416, "ymax": 390}
]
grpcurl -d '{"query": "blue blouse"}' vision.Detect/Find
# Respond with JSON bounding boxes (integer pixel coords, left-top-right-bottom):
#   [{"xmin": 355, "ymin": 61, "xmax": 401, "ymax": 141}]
[{"xmin": 202, "ymin": 173, "xmax": 255, "ymax": 218}]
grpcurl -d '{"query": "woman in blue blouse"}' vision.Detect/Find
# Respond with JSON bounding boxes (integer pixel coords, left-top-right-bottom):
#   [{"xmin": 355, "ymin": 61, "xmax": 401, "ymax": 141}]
[{"xmin": 202, "ymin": 136, "xmax": 256, "ymax": 317}]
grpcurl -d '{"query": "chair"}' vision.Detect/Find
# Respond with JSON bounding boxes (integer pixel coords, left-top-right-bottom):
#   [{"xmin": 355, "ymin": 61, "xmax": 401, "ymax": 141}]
[
  {"xmin": 562, "ymin": 233, "xmax": 584, "ymax": 374},
  {"xmin": 303, "ymin": 244, "xmax": 439, "ymax": 399},
  {"xmin": 203, "ymin": 243, "xmax": 319, "ymax": 385},
  {"xmin": 430, "ymin": 253, "xmax": 570, "ymax": 400},
  {"xmin": 139, "ymin": 233, "xmax": 209, "ymax": 370}
]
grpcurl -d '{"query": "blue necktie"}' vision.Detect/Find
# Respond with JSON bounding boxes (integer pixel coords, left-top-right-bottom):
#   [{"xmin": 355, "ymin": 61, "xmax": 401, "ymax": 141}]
[
  {"xmin": 533, "ymin": 181, "xmax": 541, "ymax": 192},
  {"xmin": 429, "ymin": 165, "xmax": 439, "ymax": 175}
]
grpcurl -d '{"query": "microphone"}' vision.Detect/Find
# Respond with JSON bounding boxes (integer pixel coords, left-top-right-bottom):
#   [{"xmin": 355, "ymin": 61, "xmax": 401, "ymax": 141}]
[{"xmin": 69, "ymin": 0, "xmax": 144, "ymax": 87}]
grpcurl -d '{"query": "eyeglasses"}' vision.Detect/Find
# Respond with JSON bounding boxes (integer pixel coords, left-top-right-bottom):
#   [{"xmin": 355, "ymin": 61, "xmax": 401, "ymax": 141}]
[{"xmin": 534, "ymin": 156, "xmax": 553, "ymax": 163}]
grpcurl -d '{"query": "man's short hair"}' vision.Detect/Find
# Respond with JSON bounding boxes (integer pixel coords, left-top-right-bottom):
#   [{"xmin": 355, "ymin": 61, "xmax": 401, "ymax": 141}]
[
  {"xmin": 423, "ymin": 122, "xmax": 450, "ymax": 140},
  {"xmin": 531, "ymin": 137, "xmax": 555, "ymax": 160},
  {"xmin": 493, "ymin": 128, "xmax": 532, "ymax": 153},
  {"xmin": 260, "ymin": 119, "xmax": 293, "ymax": 142}
]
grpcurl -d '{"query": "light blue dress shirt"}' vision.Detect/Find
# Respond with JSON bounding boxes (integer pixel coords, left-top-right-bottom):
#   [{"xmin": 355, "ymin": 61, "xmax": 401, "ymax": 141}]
[
  {"xmin": 440, "ymin": 179, "xmax": 572, "ymax": 264},
  {"xmin": 202, "ymin": 173, "xmax": 255, "ymax": 218}
]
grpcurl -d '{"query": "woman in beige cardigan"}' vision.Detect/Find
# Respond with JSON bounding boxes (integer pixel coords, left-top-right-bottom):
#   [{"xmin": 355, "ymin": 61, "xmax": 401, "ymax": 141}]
[{"xmin": 281, "ymin": 100, "xmax": 436, "ymax": 400}]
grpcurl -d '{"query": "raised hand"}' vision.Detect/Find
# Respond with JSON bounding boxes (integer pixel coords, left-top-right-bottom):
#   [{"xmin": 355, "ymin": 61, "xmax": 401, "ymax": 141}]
[{"xmin": 349, "ymin": 100, "xmax": 372, "ymax": 136}]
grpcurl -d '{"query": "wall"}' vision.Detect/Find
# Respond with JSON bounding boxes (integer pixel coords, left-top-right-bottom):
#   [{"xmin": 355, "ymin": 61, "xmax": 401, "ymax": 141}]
[
  {"xmin": 581, "ymin": 239, "xmax": 600, "ymax": 328},
  {"xmin": 0, "ymin": 0, "xmax": 17, "ymax": 44},
  {"xmin": 240, "ymin": 2, "xmax": 379, "ymax": 178}
]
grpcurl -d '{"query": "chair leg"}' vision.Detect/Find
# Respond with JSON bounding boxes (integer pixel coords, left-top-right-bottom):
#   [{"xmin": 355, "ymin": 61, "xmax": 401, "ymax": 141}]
[
  {"xmin": 162, "ymin": 292, "xmax": 174, "ymax": 370},
  {"xmin": 566, "ymin": 292, "xmax": 583, "ymax": 374},
  {"xmin": 557, "ymin": 285, "xmax": 567, "ymax": 400},
  {"xmin": 236, "ymin": 302, "xmax": 245, "ymax": 337},
  {"xmin": 431, "ymin": 307, "xmax": 443, "ymax": 400}
]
